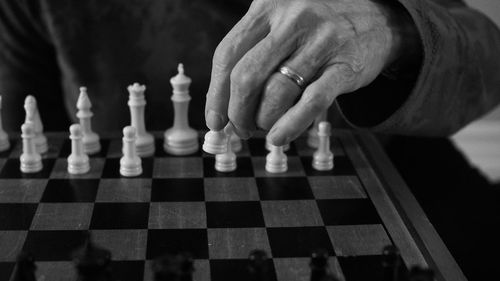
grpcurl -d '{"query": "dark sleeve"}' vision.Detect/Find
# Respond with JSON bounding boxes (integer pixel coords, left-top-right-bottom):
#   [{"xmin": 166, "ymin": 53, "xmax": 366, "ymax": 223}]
[
  {"xmin": 0, "ymin": 0, "xmax": 66, "ymax": 131},
  {"xmin": 336, "ymin": 0, "xmax": 500, "ymax": 136}
]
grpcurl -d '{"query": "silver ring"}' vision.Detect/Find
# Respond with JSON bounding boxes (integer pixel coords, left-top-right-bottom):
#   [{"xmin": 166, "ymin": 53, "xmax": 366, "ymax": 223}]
[{"xmin": 278, "ymin": 66, "xmax": 306, "ymax": 88}]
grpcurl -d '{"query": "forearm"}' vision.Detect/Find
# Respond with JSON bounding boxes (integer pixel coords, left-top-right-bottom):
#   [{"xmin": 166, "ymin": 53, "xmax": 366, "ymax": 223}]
[{"xmin": 337, "ymin": 0, "xmax": 500, "ymax": 136}]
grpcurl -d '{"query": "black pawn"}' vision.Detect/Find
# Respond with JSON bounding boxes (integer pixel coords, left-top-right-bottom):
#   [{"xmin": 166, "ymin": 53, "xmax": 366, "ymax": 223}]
[
  {"xmin": 248, "ymin": 249, "xmax": 269, "ymax": 281},
  {"xmin": 9, "ymin": 252, "xmax": 37, "ymax": 281},
  {"xmin": 408, "ymin": 266, "xmax": 434, "ymax": 281},
  {"xmin": 382, "ymin": 245, "xmax": 402, "ymax": 281},
  {"xmin": 310, "ymin": 249, "xmax": 329, "ymax": 281},
  {"xmin": 73, "ymin": 233, "xmax": 113, "ymax": 281},
  {"xmin": 152, "ymin": 254, "xmax": 181, "ymax": 281},
  {"xmin": 179, "ymin": 253, "xmax": 194, "ymax": 281}
]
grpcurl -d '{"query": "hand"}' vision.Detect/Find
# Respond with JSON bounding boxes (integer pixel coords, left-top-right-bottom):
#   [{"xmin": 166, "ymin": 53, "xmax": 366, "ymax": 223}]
[{"xmin": 205, "ymin": 0, "xmax": 412, "ymax": 145}]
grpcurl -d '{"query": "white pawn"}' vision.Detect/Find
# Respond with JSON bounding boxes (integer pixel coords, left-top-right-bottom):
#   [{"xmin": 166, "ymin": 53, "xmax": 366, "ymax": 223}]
[
  {"xmin": 265, "ymin": 137, "xmax": 289, "ymax": 152},
  {"xmin": 307, "ymin": 110, "xmax": 328, "ymax": 148},
  {"xmin": 127, "ymin": 83, "xmax": 155, "ymax": 157},
  {"xmin": 230, "ymin": 133, "xmax": 242, "ymax": 153},
  {"xmin": 120, "ymin": 126, "xmax": 142, "ymax": 177},
  {"xmin": 265, "ymin": 144, "xmax": 288, "ymax": 173},
  {"xmin": 24, "ymin": 95, "xmax": 48, "ymax": 154},
  {"xmin": 20, "ymin": 123, "xmax": 42, "ymax": 173},
  {"xmin": 76, "ymin": 87, "xmax": 101, "ymax": 155},
  {"xmin": 203, "ymin": 130, "xmax": 228, "ymax": 155},
  {"xmin": 0, "ymin": 95, "xmax": 10, "ymax": 152},
  {"xmin": 67, "ymin": 124, "xmax": 90, "ymax": 175},
  {"xmin": 215, "ymin": 126, "xmax": 237, "ymax": 172},
  {"xmin": 312, "ymin": 121, "xmax": 334, "ymax": 171},
  {"xmin": 163, "ymin": 64, "xmax": 199, "ymax": 155}
]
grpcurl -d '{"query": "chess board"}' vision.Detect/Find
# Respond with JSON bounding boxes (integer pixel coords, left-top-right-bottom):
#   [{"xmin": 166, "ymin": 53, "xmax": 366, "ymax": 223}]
[{"xmin": 0, "ymin": 130, "xmax": 465, "ymax": 281}]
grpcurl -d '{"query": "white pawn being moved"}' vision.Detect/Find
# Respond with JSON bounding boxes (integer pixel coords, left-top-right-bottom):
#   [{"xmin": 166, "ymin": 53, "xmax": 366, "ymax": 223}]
[
  {"xmin": 20, "ymin": 122, "xmax": 42, "ymax": 173},
  {"xmin": 266, "ymin": 143, "xmax": 288, "ymax": 173},
  {"xmin": 164, "ymin": 64, "xmax": 199, "ymax": 155},
  {"xmin": 312, "ymin": 121, "xmax": 334, "ymax": 171},
  {"xmin": 0, "ymin": 95, "xmax": 10, "ymax": 152},
  {"xmin": 120, "ymin": 126, "xmax": 142, "ymax": 177},
  {"xmin": 127, "ymin": 83, "xmax": 155, "ymax": 157},
  {"xmin": 24, "ymin": 95, "xmax": 48, "ymax": 154},
  {"xmin": 76, "ymin": 87, "xmax": 101, "ymax": 155},
  {"xmin": 67, "ymin": 124, "xmax": 90, "ymax": 175},
  {"xmin": 215, "ymin": 126, "xmax": 237, "ymax": 172},
  {"xmin": 203, "ymin": 129, "xmax": 228, "ymax": 155}
]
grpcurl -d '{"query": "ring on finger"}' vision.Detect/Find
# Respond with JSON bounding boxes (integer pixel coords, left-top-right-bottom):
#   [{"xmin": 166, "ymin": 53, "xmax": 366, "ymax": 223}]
[{"xmin": 278, "ymin": 66, "xmax": 306, "ymax": 88}]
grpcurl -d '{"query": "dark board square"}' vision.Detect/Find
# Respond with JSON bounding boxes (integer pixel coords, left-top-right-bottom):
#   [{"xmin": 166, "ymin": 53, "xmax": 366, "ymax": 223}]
[
  {"xmin": 101, "ymin": 158, "xmax": 153, "ymax": 178},
  {"xmin": 210, "ymin": 259, "xmax": 277, "ymax": 281},
  {"xmin": 206, "ymin": 201, "xmax": 265, "ymax": 228},
  {"xmin": 301, "ymin": 155, "xmax": 356, "ymax": 176},
  {"xmin": 151, "ymin": 179, "xmax": 204, "ymax": 202},
  {"xmin": 0, "ymin": 158, "xmax": 55, "ymax": 179},
  {"xmin": 256, "ymin": 177, "xmax": 313, "ymax": 200},
  {"xmin": 110, "ymin": 260, "xmax": 145, "ymax": 281},
  {"xmin": 337, "ymin": 255, "xmax": 408, "ymax": 281},
  {"xmin": 22, "ymin": 230, "xmax": 87, "ymax": 261},
  {"xmin": 203, "ymin": 157, "xmax": 254, "ymax": 177},
  {"xmin": 0, "ymin": 204, "xmax": 37, "ymax": 230},
  {"xmin": 90, "ymin": 203, "xmax": 149, "ymax": 229},
  {"xmin": 41, "ymin": 179, "xmax": 99, "ymax": 202},
  {"xmin": 267, "ymin": 227, "xmax": 334, "ymax": 258},
  {"xmin": 247, "ymin": 138, "xmax": 297, "ymax": 156},
  {"xmin": 317, "ymin": 199, "xmax": 382, "ymax": 225},
  {"xmin": 154, "ymin": 138, "xmax": 202, "ymax": 157},
  {"xmin": 0, "ymin": 262, "xmax": 14, "ymax": 281},
  {"xmin": 58, "ymin": 139, "xmax": 110, "ymax": 158},
  {"xmin": 146, "ymin": 229, "xmax": 208, "ymax": 259}
]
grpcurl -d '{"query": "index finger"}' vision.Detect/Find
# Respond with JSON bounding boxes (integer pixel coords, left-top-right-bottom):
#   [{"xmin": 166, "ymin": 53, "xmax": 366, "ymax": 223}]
[{"xmin": 205, "ymin": 1, "xmax": 271, "ymax": 131}]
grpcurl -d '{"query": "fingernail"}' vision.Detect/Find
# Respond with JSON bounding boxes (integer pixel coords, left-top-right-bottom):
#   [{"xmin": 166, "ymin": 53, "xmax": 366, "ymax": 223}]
[
  {"xmin": 233, "ymin": 126, "xmax": 253, "ymax": 140},
  {"xmin": 206, "ymin": 110, "xmax": 225, "ymax": 130}
]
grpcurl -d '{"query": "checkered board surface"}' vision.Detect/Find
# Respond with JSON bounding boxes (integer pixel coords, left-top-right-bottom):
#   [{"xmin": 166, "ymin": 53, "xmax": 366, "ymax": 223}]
[{"xmin": 0, "ymin": 131, "xmax": 422, "ymax": 281}]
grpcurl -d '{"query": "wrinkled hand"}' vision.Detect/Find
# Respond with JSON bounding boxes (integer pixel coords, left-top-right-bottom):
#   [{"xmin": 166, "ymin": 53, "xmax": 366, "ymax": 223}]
[{"xmin": 205, "ymin": 0, "xmax": 407, "ymax": 145}]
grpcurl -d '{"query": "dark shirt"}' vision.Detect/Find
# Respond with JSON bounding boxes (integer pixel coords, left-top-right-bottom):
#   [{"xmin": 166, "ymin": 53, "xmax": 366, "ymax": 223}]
[{"xmin": 0, "ymin": 0, "xmax": 499, "ymax": 136}]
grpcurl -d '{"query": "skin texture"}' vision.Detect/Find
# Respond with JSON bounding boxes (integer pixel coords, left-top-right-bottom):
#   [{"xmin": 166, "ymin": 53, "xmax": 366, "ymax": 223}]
[{"xmin": 205, "ymin": 0, "xmax": 413, "ymax": 145}]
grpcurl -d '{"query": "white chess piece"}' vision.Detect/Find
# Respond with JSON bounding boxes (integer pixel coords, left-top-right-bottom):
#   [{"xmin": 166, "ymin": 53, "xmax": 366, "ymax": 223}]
[
  {"xmin": 265, "ymin": 137, "xmax": 289, "ymax": 152},
  {"xmin": 215, "ymin": 126, "xmax": 237, "ymax": 172},
  {"xmin": 202, "ymin": 130, "xmax": 228, "ymax": 155},
  {"xmin": 24, "ymin": 95, "xmax": 48, "ymax": 154},
  {"xmin": 120, "ymin": 126, "xmax": 142, "ymax": 177},
  {"xmin": 0, "ymin": 96, "xmax": 10, "ymax": 152},
  {"xmin": 67, "ymin": 124, "xmax": 90, "ymax": 175},
  {"xmin": 230, "ymin": 133, "xmax": 242, "ymax": 153},
  {"xmin": 312, "ymin": 121, "xmax": 334, "ymax": 171},
  {"xmin": 20, "ymin": 123, "xmax": 42, "ymax": 173},
  {"xmin": 163, "ymin": 64, "xmax": 199, "ymax": 155},
  {"xmin": 76, "ymin": 87, "xmax": 101, "ymax": 155},
  {"xmin": 307, "ymin": 110, "xmax": 328, "ymax": 148},
  {"xmin": 265, "ymin": 144, "xmax": 288, "ymax": 173},
  {"xmin": 127, "ymin": 83, "xmax": 155, "ymax": 157}
]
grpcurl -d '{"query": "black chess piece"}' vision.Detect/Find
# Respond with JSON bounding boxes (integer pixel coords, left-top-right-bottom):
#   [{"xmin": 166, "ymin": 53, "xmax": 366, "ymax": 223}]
[
  {"xmin": 310, "ymin": 249, "xmax": 329, "ymax": 281},
  {"xmin": 73, "ymin": 232, "xmax": 113, "ymax": 281},
  {"xmin": 247, "ymin": 249, "xmax": 269, "ymax": 281},
  {"xmin": 152, "ymin": 254, "xmax": 182, "ymax": 281},
  {"xmin": 179, "ymin": 253, "xmax": 194, "ymax": 281},
  {"xmin": 9, "ymin": 252, "xmax": 37, "ymax": 281},
  {"xmin": 408, "ymin": 266, "xmax": 434, "ymax": 281},
  {"xmin": 382, "ymin": 245, "xmax": 402, "ymax": 281}
]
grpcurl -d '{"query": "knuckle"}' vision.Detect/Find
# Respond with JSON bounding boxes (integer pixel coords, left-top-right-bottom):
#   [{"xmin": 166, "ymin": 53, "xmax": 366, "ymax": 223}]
[{"xmin": 230, "ymin": 67, "xmax": 255, "ymax": 93}]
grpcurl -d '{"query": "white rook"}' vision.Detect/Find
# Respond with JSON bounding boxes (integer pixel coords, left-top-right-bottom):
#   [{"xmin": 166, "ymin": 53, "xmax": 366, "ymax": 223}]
[
  {"xmin": 312, "ymin": 121, "xmax": 334, "ymax": 171},
  {"xmin": 76, "ymin": 87, "xmax": 101, "ymax": 155},
  {"xmin": 127, "ymin": 83, "xmax": 155, "ymax": 157},
  {"xmin": 0, "ymin": 95, "xmax": 10, "ymax": 152},
  {"xmin": 164, "ymin": 64, "xmax": 199, "ymax": 155}
]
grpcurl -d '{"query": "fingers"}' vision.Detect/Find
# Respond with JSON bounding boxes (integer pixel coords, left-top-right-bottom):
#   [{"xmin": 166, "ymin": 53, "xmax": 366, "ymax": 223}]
[
  {"xmin": 205, "ymin": 2, "xmax": 270, "ymax": 131},
  {"xmin": 228, "ymin": 30, "xmax": 296, "ymax": 138},
  {"xmin": 267, "ymin": 63, "xmax": 358, "ymax": 145},
  {"xmin": 255, "ymin": 32, "xmax": 338, "ymax": 130}
]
